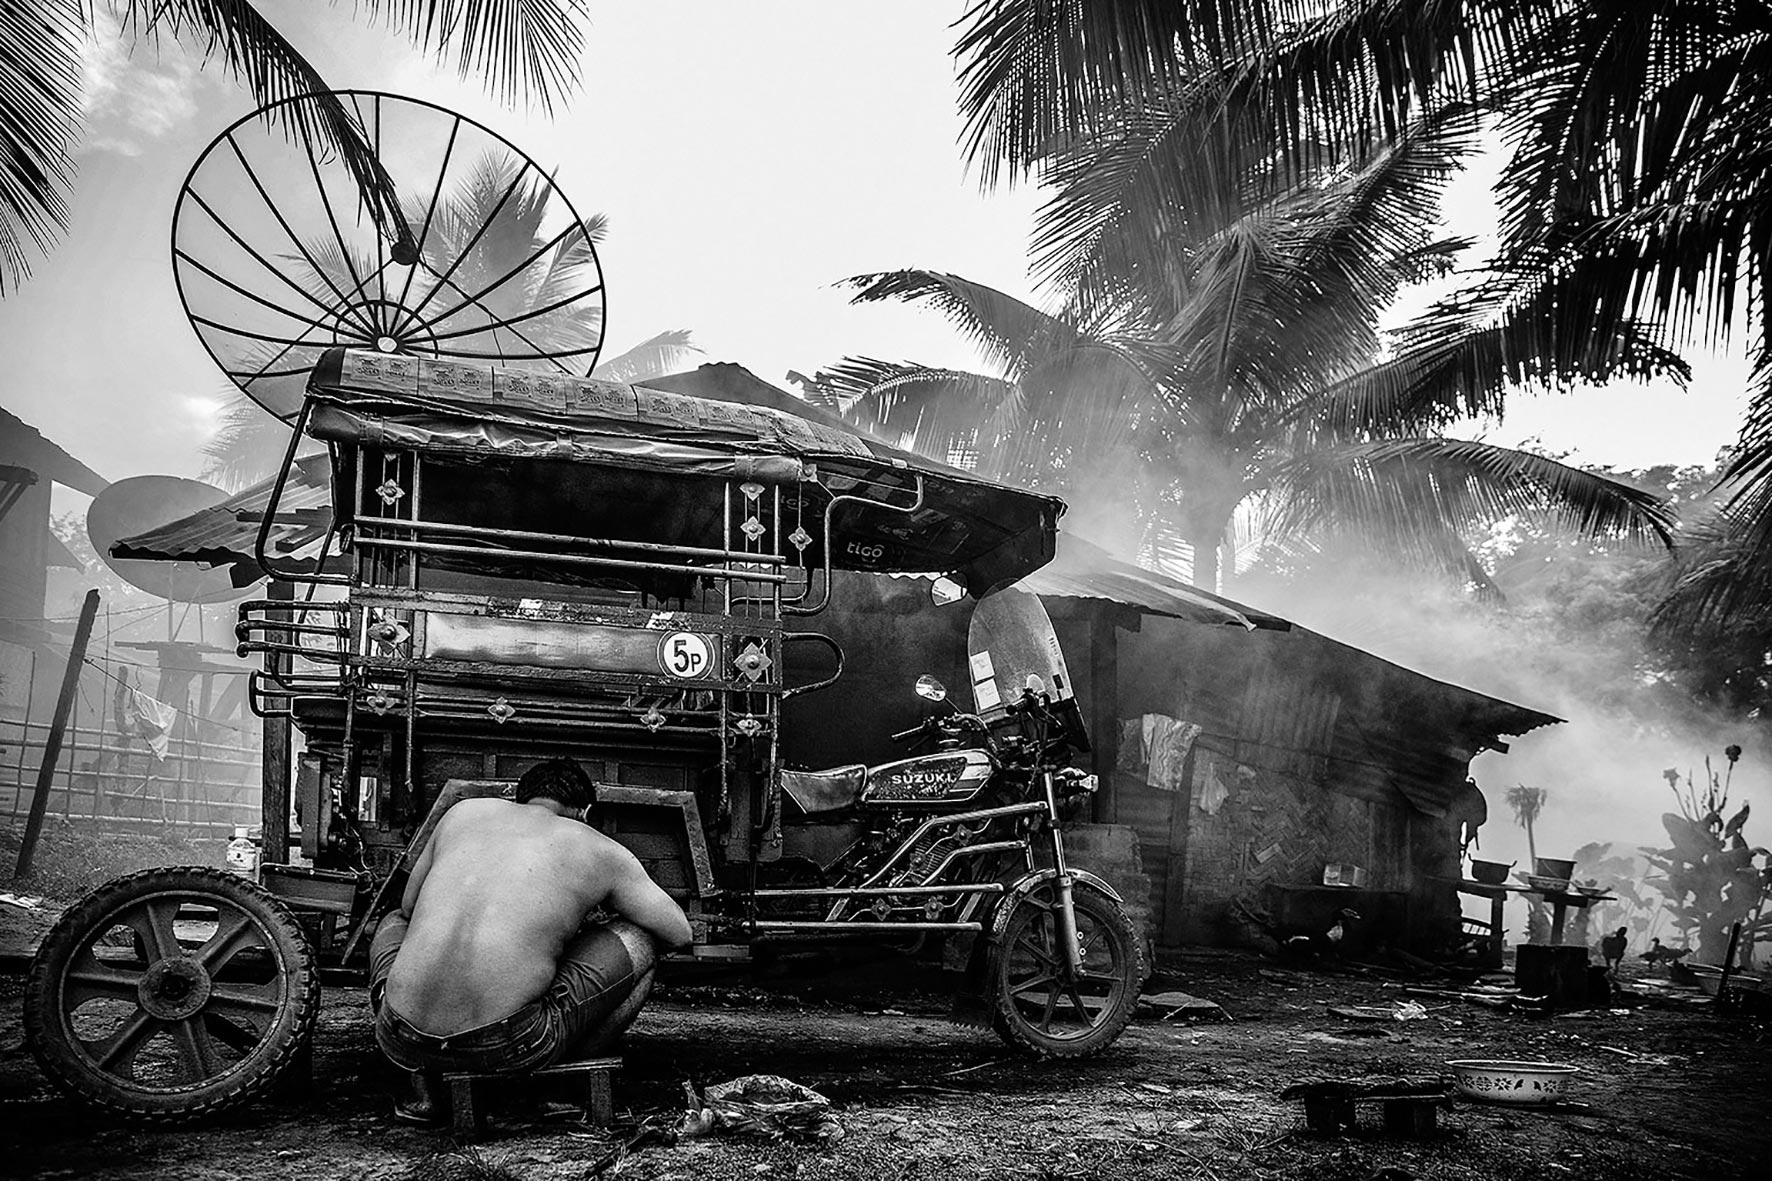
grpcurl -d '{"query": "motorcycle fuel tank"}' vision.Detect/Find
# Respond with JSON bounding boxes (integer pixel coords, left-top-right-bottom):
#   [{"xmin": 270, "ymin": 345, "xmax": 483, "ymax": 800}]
[{"xmin": 861, "ymin": 748, "xmax": 995, "ymax": 807}]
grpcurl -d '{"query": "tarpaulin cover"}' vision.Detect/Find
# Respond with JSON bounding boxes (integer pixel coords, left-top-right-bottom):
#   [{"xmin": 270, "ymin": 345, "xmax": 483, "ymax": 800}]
[{"xmin": 304, "ymin": 348, "xmax": 1065, "ymax": 592}]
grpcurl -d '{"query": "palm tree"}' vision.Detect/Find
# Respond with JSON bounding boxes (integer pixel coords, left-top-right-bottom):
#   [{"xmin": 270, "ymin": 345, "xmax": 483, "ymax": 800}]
[
  {"xmin": 0, "ymin": 0, "xmax": 589, "ymax": 296},
  {"xmin": 805, "ymin": 111, "xmax": 1673, "ymax": 590},
  {"xmin": 947, "ymin": 0, "xmax": 1771, "ymax": 607}
]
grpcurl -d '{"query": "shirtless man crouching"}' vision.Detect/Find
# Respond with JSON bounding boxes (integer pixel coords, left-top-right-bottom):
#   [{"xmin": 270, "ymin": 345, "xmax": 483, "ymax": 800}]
[{"xmin": 368, "ymin": 758, "xmax": 692, "ymax": 1121}]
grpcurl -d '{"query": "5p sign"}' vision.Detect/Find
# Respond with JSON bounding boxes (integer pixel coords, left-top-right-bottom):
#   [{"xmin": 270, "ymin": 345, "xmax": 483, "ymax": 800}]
[{"xmin": 659, "ymin": 632, "xmax": 714, "ymax": 680}]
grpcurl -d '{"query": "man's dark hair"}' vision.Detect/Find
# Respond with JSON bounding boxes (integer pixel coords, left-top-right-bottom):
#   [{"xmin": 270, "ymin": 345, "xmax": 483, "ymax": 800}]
[{"xmin": 514, "ymin": 758, "xmax": 597, "ymax": 812}]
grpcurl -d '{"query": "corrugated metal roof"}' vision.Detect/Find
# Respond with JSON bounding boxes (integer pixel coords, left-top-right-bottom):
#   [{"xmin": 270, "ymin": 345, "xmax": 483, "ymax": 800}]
[
  {"xmin": 1026, "ymin": 534, "xmax": 1287, "ymax": 631},
  {"xmin": 110, "ymin": 453, "xmax": 332, "ymax": 573}
]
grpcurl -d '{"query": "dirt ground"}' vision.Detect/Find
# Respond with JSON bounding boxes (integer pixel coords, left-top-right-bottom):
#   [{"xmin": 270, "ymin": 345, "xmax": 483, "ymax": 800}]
[{"xmin": 2, "ymin": 945, "xmax": 1768, "ymax": 1181}]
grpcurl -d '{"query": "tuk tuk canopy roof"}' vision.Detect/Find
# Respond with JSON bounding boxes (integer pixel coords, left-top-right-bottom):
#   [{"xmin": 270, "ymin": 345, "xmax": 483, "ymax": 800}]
[{"xmin": 120, "ymin": 351, "xmax": 1064, "ymax": 593}]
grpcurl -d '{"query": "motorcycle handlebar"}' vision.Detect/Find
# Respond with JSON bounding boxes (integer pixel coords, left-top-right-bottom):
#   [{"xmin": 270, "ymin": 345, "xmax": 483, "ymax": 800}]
[{"xmin": 889, "ymin": 712, "xmax": 990, "ymax": 745}]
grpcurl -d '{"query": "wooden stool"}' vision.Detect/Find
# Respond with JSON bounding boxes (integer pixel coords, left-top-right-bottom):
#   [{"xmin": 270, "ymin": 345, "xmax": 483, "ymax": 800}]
[
  {"xmin": 1281, "ymin": 1078, "xmax": 1452, "ymax": 1138},
  {"xmin": 444, "ymin": 1056, "xmax": 620, "ymax": 1142}
]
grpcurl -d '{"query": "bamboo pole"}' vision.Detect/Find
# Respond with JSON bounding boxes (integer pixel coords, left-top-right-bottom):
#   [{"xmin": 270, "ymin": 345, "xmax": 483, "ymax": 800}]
[{"xmin": 16, "ymin": 590, "xmax": 100, "ymax": 877}]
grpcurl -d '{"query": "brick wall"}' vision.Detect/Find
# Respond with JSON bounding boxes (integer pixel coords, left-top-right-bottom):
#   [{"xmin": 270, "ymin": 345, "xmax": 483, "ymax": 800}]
[{"xmin": 1055, "ymin": 821, "xmax": 1154, "ymax": 966}]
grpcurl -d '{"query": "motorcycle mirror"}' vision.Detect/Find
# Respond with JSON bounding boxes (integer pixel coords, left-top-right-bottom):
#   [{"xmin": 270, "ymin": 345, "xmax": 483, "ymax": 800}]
[
  {"xmin": 915, "ymin": 675, "xmax": 948, "ymax": 702},
  {"xmin": 930, "ymin": 577, "xmax": 964, "ymax": 606}
]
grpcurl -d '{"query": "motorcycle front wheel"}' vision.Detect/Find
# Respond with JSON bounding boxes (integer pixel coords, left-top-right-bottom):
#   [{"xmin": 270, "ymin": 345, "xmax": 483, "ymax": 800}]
[{"xmin": 988, "ymin": 880, "xmax": 1144, "ymax": 1057}]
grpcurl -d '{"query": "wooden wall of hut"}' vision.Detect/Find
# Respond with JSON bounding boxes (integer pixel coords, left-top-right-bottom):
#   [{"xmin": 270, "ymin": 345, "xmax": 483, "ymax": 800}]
[{"xmin": 773, "ymin": 573, "xmax": 1525, "ymax": 957}]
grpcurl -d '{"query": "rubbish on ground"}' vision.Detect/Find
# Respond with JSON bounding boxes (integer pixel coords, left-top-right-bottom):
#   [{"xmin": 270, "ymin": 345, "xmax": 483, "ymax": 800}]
[
  {"xmin": 1596, "ymin": 1045, "xmax": 1683, "ymax": 1066},
  {"xmin": 678, "ymin": 1075, "xmax": 843, "ymax": 1144},
  {"xmin": 937, "ymin": 1059, "xmax": 1005, "ymax": 1078},
  {"xmin": 1138, "ymin": 989, "xmax": 1228, "ymax": 1021},
  {"xmin": 0, "ymin": 893, "xmax": 45, "ymax": 910}
]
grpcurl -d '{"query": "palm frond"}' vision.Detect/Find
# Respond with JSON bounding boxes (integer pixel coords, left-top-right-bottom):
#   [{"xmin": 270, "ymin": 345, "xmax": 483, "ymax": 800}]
[
  {"xmin": 593, "ymin": 329, "xmax": 699, "ymax": 383},
  {"xmin": 115, "ymin": 3, "xmax": 411, "ymax": 246},
  {"xmin": 349, "ymin": 0, "xmax": 588, "ymax": 113},
  {"xmin": 201, "ymin": 387, "xmax": 301, "ymax": 490},
  {"xmin": 840, "ymin": 270, "xmax": 1084, "ymax": 379},
  {"xmin": 952, "ymin": 0, "xmax": 1276, "ymax": 187},
  {"xmin": 1299, "ymin": 260, "xmax": 1692, "ymax": 441},
  {"xmin": 0, "ymin": 0, "xmax": 85, "ymax": 294},
  {"xmin": 807, "ymin": 357, "xmax": 1019, "ymax": 466},
  {"xmin": 1267, "ymin": 437, "xmax": 1677, "ymax": 553}
]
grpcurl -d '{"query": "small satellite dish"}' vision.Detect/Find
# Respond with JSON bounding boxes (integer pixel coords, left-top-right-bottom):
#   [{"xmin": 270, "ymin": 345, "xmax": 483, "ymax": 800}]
[{"xmin": 87, "ymin": 476, "xmax": 255, "ymax": 604}]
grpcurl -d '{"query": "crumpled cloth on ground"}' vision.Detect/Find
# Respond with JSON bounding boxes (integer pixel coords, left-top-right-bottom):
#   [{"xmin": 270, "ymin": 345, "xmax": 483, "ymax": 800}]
[{"xmin": 677, "ymin": 1075, "xmax": 843, "ymax": 1144}]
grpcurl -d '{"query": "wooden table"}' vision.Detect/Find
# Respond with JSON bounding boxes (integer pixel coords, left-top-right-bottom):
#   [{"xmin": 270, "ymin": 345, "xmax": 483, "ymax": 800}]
[{"xmin": 1443, "ymin": 878, "xmax": 1614, "ymax": 964}]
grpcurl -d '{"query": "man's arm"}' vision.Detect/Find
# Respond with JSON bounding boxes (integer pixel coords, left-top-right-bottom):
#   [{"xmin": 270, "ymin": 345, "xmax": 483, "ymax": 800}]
[
  {"xmin": 604, "ymin": 845, "xmax": 693, "ymax": 950},
  {"xmin": 399, "ymin": 829, "xmax": 439, "ymax": 919}
]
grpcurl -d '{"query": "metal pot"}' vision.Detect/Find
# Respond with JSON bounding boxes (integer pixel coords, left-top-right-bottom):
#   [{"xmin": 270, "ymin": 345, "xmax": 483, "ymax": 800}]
[
  {"xmin": 1534, "ymin": 857, "xmax": 1576, "ymax": 882},
  {"xmin": 1470, "ymin": 859, "xmax": 1513, "ymax": 885}
]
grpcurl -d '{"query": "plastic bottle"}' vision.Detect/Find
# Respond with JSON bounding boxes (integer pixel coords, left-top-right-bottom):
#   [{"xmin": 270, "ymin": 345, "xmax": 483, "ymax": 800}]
[{"xmin": 225, "ymin": 826, "xmax": 260, "ymax": 881}]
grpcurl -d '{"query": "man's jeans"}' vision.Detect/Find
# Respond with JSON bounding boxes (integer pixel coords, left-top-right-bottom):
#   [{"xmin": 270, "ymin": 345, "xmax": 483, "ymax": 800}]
[{"xmin": 368, "ymin": 915, "xmax": 656, "ymax": 1074}]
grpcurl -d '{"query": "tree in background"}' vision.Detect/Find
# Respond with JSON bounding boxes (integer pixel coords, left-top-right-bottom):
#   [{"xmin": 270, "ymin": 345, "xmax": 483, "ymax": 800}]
[
  {"xmin": 1645, "ymin": 748, "xmax": 1772, "ymax": 968},
  {"xmin": 947, "ymin": 0, "xmax": 1768, "ymax": 603},
  {"xmin": 1507, "ymin": 784, "xmax": 1551, "ymax": 943},
  {"xmin": 809, "ymin": 110, "xmax": 1673, "ymax": 589},
  {"xmin": 0, "ymin": 0, "xmax": 589, "ymax": 296}
]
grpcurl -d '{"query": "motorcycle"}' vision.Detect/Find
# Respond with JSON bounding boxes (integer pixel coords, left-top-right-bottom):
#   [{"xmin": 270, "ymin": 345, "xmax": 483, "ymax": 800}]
[{"xmin": 743, "ymin": 585, "xmax": 1147, "ymax": 1057}]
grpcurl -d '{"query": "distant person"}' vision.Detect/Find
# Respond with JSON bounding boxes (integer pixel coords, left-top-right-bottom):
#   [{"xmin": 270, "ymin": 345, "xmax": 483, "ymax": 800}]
[{"xmin": 369, "ymin": 758, "xmax": 692, "ymax": 1122}]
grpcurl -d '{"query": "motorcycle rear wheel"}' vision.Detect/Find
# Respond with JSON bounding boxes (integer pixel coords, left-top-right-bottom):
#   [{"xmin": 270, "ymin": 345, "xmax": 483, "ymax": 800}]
[{"xmin": 988, "ymin": 880, "xmax": 1143, "ymax": 1057}]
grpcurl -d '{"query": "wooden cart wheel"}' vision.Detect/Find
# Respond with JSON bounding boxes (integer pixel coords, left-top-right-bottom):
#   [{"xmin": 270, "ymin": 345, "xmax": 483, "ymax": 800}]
[
  {"xmin": 23, "ymin": 867, "xmax": 319, "ymax": 1123},
  {"xmin": 989, "ymin": 880, "xmax": 1144, "ymax": 1058}
]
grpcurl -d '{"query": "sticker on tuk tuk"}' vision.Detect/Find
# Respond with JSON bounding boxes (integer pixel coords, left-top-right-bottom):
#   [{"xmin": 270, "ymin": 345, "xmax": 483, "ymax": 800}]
[{"xmin": 659, "ymin": 632, "xmax": 714, "ymax": 679}]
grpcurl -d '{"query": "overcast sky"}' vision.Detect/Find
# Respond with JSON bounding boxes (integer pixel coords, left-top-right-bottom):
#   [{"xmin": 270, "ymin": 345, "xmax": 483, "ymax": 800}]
[{"xmin": 0, "ymin": 0, "xmax": 1754, "ymax": 498}]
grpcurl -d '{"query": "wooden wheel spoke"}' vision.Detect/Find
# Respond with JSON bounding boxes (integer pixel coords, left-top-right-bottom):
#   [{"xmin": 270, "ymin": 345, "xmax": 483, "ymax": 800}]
[
  {"xmin": 203, "ymin": 1010, "xmax": 261, "ymax": 1054},
  {"xmin": 209, "ymin": 983, "xmax": 284, "ymax": 1016},
  {"xmin": 168, "ymin": 1015, "xmax": 225, "ymax": 1080},
  {"xmin": 125, "ymin": 899, "xmax": 182, "ymax": 962},
  {"xmin": 65, "ymin": 950, "xmax": 143, "ymax": 1003},
  {"xmin": 87, "ymin": 1010, "xmax": 157, "ymax": 1073},
  {"xmin": 197, "ymin": 908, "xmax": 266, "ymax": 972}
]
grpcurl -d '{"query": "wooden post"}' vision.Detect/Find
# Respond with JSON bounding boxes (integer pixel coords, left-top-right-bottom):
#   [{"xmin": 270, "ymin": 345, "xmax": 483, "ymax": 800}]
[
  {"xmin": 16, "ymin": 590, "xmax": 100, "ymax": 877},
  {"xmin": 1089, "ymin": 611, "xmax": 1120, "ymax": 825},
  {"xmin": 261, "ymin": 579, "xmax": 293, "ymax": 865}
]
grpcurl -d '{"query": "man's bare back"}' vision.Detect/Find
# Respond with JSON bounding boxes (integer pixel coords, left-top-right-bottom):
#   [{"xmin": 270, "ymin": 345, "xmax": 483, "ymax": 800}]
[{"xmin": 383, "ymin": 796, "xmax": 690, "ymax": 1034}]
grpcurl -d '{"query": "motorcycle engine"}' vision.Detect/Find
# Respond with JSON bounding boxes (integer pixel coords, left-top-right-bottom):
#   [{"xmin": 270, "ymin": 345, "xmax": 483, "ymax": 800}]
[{"xmin": 888, "ymin": 821, "xmax": 984, "ymax": 888}]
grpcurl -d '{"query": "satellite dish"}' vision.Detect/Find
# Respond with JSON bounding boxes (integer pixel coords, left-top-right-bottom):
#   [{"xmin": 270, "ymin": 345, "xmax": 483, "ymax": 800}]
[
  {"xmin": 87, "ymin": 476, "xmax": 255, "ymax": 604},
  {"xmin": 172, "ymin": 90, "xmax": 608, "ymax": 420}
]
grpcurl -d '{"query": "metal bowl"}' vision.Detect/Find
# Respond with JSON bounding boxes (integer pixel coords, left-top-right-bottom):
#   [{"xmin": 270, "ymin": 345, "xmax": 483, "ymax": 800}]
[
  {"xmin": 1445, "ymin": 1060, "xmax": 1578, "ymax": 1105},
  {"xmin": 1534, "ymin": 857, "xmax": 1577, "ymax": 881},
  {"xmin": 1687, "ymin": 963, "xmax": 1767, "ymax": 997},
  {"xmin": 1470, "ymin": 859, "xmax": 1513, "ymax": 885}
]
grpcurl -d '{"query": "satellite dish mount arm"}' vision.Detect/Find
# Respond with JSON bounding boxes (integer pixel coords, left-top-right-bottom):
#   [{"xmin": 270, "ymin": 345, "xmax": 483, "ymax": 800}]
[{"xmin": 257, "ymin": 397, "xmax": 348, "ymax": 587}]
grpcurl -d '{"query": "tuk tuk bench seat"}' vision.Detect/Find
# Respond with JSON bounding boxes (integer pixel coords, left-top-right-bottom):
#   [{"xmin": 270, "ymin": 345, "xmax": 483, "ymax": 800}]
[{"xmin": 444, "ymin": 1055, "xmax": 620, "ymax": 1141}]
